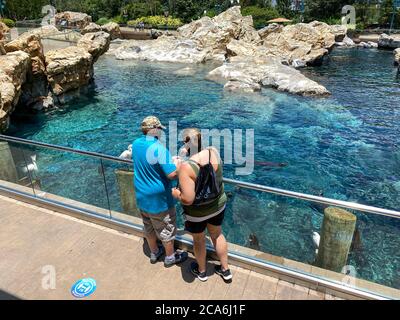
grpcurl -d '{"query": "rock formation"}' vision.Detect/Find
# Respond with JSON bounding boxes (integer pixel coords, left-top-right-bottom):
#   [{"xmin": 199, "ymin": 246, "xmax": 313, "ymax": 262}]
[
  {"xmin": 101, "ymin": 22, "xmax": 122, "ymax": 40},
  {"xmin": 0, "ymin": 26, "xmax": 111, "ymax": 131},
  {"xmin": 208, "ymin": 56, "xmax": 330, "ymax": 96},
  {"xmin": 111, "ymin": 6, "xmax": 337, "ymax": 96},
  {"xmin": 77, "ymin": 31, "xmax": 111, "ymax": 62},
  {"xmin": 0, "ymin": 21, "xmax": 9, "ymax": 36},
  {"xmin": 0, "ymin": 51, "xmax": 31, "ymax": 131},
  {"xmin": 259, "ymin": 21, "xmax": 336, "ymax": 67},
  {"xmin": 55, "ymin": 11, "xmax": 92, "ymax": 29},
  {"xmin": 378, "ymin": 33, "xmax": 400, "ymax": 49},
  {"xmin": 394, "ymin": 48, "xmax": 400, "ymax": 66},
  {"xmin": 4, "ymin": 32, "xmax": 49, "ymax": 110},
  {"xmin": 81, "ymin": 23, "xmax": 102, "ymax": 35},
  {"xmin": 336, "ymin": 35, "xmax": 355, "ymax": 47},
  {"xmin": 45, "ymin": 47, "xmax": 93, "ymax": 96}
]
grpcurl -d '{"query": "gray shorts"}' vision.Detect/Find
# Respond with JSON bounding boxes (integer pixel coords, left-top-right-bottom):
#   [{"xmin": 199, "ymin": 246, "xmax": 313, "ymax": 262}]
[{"xmin": 140, "ymin": 207, "xmax": 177, "ymax": 242}]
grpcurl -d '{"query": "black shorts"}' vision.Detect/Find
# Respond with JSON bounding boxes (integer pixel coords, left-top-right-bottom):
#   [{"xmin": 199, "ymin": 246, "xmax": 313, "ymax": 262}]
[{"xmin": 184, "ymin": 210, "xmax": 225, "ymax": 234}]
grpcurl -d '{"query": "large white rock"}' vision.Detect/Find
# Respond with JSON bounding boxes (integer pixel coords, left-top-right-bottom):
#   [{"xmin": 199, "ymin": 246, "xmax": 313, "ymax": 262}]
[
  {"xmin": 101, "ymin": 22, "xmax": 121, "ymax": 40},
  {"xmin": 81, "ymin": 23, "xmax": 102, "ymax": 35},
  {"xmin": 207, "ymin": 56, "xmax": 330, "ymax": 96},
  {"xmin": 261, "ymin": 21, "xmax": 336, "ymax": 66},
  {"xmin": 55, "ymin": 11, "xmax": 92, "ymax": 29},
  {"xmin": 329, "ymin": 25, "xmax": 347, "ymax": 42},
  {"xmin": 114, "ymin": 37, "xmax": 217, "ymax": 63},
  {"xmin": 336, "ymin": 36, "xmax": 355, "ymax": 47},
  {"xmin": 378, "ymin": 33, "xmax": 400, "ymax": 49},
  {"xmin": 77, "ymin": 31, "xmax": 111, "ymax": 62}
]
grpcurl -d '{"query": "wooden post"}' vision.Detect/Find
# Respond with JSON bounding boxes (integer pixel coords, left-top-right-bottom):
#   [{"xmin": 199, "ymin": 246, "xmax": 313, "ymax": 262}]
[
  {"xmin": 0, "ymin": 141, "xmax": 18, "ymax": 183},
  {"xmin": 316, "ymin": 207, "xmax": 357, "ymax": 273},
  {"xmin": 115, "ymin": 169, "xmax": 140, "ymax": 217}
]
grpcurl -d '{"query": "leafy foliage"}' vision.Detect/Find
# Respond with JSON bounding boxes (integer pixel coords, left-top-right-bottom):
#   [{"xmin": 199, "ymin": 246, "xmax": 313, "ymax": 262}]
[
  {"xmin": 0, "ymin": 18, "xmax": 16, "ymax": 27},
  {"xmin": 241, "ymin": 5, "xmax": 280, "ymax": 29},
  {"xmin": 127, "ymin": 15, "xmax": 183, "ymax": 28},
  {"xmin": 2, "ymin": 0, "xmax": 399, "ymax": 30}
]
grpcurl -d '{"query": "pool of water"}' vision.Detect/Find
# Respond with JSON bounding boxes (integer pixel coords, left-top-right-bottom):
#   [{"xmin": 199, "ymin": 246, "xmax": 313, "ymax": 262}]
[{"xmin": 7, "ymin": 47, "xmax": 400, "ymax": 290}]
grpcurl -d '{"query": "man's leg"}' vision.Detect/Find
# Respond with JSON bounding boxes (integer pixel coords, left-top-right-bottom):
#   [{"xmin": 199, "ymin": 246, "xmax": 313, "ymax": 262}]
[
  {"xmin": 207, "ymin": 224, "xmax": 229, "ymax": 272},
  {"xmin": 141, "ymin": 212, "xmax": 159, "ymax": 254},
  {"xmin": 162, "ymin": 240, "xmax": 175, "ymax": 257},
  {"xmin": 154, "ymin": 208, "xmax": 177, "ymax": 257}
]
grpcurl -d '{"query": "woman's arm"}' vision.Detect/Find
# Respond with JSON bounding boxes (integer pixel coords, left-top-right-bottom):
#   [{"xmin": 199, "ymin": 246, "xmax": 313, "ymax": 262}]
[{"xmin": 171, "ymin": 163, "xmax": 196, "ymax": 205}]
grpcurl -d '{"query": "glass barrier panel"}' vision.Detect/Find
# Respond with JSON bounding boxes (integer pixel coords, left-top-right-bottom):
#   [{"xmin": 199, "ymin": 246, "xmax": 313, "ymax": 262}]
[
  {"xmin": 223, "ymin": 184, "xmax": 400, "ymax": 299},
  {"xmin": 18, "ymin": 143, "xmax": 111, "ymax": 218},
  {"xmin": 101, "ymin": 159, "xmax": 142, "ymax": 225},
  {"xmin": 0, "ymin": 141, "xmax": 35, "ymax": 196}
]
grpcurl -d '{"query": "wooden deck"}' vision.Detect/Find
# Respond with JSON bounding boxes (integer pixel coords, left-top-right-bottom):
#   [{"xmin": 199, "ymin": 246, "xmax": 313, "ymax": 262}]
[{"xmin": 0, "ymin": 195, "xmax": 343, "ymax": 300}]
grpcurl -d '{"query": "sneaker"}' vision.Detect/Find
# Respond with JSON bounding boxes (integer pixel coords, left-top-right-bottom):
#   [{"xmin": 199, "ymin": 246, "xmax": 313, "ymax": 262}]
[
  {"xmin": 190, "ymin": 262, "xmax": 208, "ymax": 282},
  {"xmin": 214, "ymin": 265, "xmax": 233, "ymax": 282},
  {"xmin": 164, "ymin": 251, "xmax": 188, "ymax": 268},
  {"xmin": 150, "ymin": 246, "xmax": 164, "ymax": 264}
]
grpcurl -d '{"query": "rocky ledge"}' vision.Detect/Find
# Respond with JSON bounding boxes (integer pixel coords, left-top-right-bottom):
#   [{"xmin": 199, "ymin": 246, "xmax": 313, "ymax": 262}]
[
  {"xmin": 208, "ymin": 56, "xmax": 330, "ymax": 96},
  {"xmin": 378, "ymin": 33, "xmax": 400, "ymax": 49},
  {"xmin": 0, "ymin": 28, "xmax": 110, "ymax": 131},
  {"xmin": 55, "ymin": 11, "xmax": 92, "ymax": 29},
  {"xmin": 82, "ymin": 22, "xmax": 121, "ymax": 40},
  {"xmin": 111, "ymin": 6, "xmax": 340, "ymax": 96},
  {"xmin": 0, "ymin": 51, "xmax": 31, "ymax": 131}
]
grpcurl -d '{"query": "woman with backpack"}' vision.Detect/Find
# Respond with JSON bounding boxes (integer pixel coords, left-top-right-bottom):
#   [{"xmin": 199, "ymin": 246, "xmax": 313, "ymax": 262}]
[{"xmin": 171, "ymin": 128, "xmax": 232, "ymax": 282}]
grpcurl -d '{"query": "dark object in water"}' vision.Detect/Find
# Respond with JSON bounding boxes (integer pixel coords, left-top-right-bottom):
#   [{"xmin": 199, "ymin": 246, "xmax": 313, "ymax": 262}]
[
  {"xmin": 309, "ymin": 191, "xmax": 329, "ymax": 214},
  {"xmin": 310, "ymin": 202, "xmax": 329, "ymax": 214},
  {"xmin": 226, "ymin": 191, "xmax": 234, "ymax": 199},
  {"xmin": 255, "ymin": 161, "xmax": 288, "ymax": 168},
  {"xmin": 351, "ymin": 227, "xmax": 363, "ymax": 252},
  {"xmin": 248, "ymin": 233, "xmax": 260, "ymax": 251}
]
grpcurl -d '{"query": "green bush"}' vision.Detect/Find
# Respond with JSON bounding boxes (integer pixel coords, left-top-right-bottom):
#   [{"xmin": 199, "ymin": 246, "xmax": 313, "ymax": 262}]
[
  {"xmin": 205, "ymin": 8, "xmax": 217, "ymax": 18},
  {"xmin": 127, "ymin": 16, "xmax": 183, "ymax": 28},
  {"xmin": 96, "ymin": 17, "xmax": 110, "ymax": 26},
  {"xmin": 323, "ymin": 17, "xmax": 342, "ymax": 25},
  {"xmin": 241, "ymin": 6, "xmax": 280, "ymax": 29},
  {"xmin": 111, "ymin": 15, "xmax": 127, "ymax": 25},
  {"xmin": 0, "ymin": 18, "xmax": 16, "ymax": 28}
]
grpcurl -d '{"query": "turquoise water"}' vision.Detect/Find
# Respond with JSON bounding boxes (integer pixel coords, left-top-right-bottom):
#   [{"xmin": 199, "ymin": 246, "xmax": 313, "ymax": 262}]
[{"xmin": 7, "ymin": 47, "xmax": 400, "ymax": 290}]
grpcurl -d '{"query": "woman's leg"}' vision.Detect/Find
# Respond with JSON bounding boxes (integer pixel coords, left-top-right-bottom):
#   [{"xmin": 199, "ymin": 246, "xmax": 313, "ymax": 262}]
[
  {"xmin": 207, "ymin": 224, "xmax": 229, "ymax": 271},
  {"xmin": 192, "ymin": 232, "xmax": 207, "ymax": 272}
]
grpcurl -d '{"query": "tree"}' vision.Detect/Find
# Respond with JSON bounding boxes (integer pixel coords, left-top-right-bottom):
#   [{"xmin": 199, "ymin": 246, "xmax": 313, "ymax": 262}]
[
  {"xmin": 304, "ymin": 0, "xmax": 354, "ymax": 22},
  {"xmin": 276, "ymin": 0, "xmax": 292, "ymax": 17}
]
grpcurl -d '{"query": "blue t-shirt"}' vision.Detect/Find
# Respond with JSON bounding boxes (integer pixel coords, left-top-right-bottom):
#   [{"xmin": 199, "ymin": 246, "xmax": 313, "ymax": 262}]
[{"xmin": 132, "ymin": 135, "xmax": 177, "ymax": 214}]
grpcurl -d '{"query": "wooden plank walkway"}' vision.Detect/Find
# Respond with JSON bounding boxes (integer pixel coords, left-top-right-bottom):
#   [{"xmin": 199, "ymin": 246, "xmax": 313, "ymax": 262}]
[{"xmin": 0, "ymin": 195, "xmax": 343, "ymax": 300}]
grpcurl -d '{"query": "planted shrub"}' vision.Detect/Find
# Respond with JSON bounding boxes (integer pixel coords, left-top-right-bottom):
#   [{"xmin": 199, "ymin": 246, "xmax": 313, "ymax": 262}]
[
  {"xmin": 97, "ymin": 17, "xmax": 110, "ymax": 26},
  {"xmin": 0, "ymin": 18, "xmax": 16, "ymax": 28},
  {"xmin": 127, "ymin": 16, "xmax": 183, "ymax": 28},
  {"xmin": 241, "ymin": 6, "xmax": 280, "ymax": 29}
]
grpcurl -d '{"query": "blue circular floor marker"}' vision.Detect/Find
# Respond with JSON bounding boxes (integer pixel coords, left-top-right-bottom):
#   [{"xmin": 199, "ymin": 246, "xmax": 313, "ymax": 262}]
[{"xmin": 71, "ymin": 278, "xmax": 97, "ymax": 298}]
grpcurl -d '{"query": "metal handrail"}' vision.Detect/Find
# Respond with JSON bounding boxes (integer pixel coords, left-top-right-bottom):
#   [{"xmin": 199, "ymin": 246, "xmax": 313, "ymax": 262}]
[{"xmin": 1, "ymin": 134, "xmax": 400, "ymax": 220}]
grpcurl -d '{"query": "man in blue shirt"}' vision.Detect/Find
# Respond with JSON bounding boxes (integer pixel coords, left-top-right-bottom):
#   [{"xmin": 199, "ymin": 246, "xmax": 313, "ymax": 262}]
[{"xmin": 132, "ymin": 116, "xmax": 187, "ymax": 267}]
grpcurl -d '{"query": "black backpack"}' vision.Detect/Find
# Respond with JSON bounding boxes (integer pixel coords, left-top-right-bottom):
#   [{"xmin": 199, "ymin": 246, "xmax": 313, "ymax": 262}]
[{"xmin": 191, "ymin": 149, "xmax": 221, "ymax": 207}]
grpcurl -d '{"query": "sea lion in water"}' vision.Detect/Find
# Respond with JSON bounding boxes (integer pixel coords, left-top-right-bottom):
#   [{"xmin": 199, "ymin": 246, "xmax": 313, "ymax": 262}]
[
  {"xmin": 248, "ymin": 233, "xmax": 260, "ymax": 251},
  {"xmin": 255, "ymin": 161, "xmax": 288, "ymax": 168}
]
